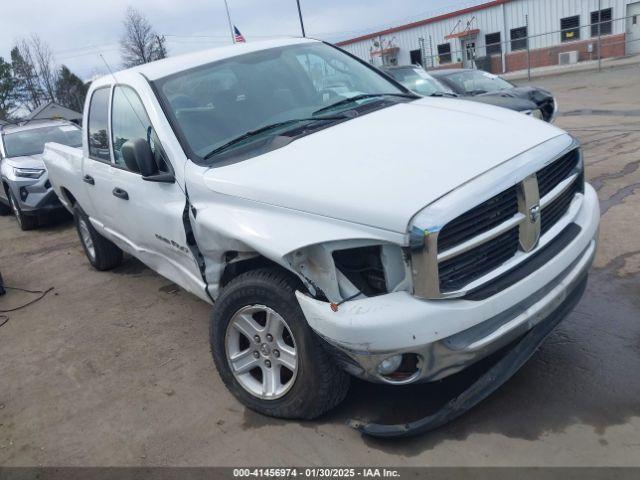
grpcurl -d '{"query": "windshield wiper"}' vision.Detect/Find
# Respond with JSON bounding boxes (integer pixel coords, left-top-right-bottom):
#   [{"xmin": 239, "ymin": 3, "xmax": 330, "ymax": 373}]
[
  {"xmin": 467, "ymin": 89, "xmax": 488, "ymax": 96},
  {"xmin": 312, "ymin": 93, "xmax": 417, "ymax": 116},
  {"xmin": 202, "ymin": 115, "xmax": 347, "ymax": 160},
  {"xmin": 429, "ymin": 92, "xmax": 458, "ymax": 98}
]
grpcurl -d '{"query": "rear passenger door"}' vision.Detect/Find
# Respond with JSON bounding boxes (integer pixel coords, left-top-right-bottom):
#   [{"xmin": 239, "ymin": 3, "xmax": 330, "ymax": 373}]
[{"xmin": 83, "ymin": 87, "xmax": 118, "ymax": 227}]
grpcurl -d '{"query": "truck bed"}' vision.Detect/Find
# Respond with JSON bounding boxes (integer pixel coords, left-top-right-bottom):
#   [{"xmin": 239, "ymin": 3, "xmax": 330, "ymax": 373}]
[{"xmin": 42, "ymin": 142, "xmax": 84, "ymax": 213}]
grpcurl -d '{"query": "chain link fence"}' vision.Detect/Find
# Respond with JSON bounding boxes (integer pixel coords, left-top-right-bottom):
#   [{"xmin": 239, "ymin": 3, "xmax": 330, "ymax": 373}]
[{"xmin": 412, "ymin": 14, "xmax": 639, "ymax": 79}]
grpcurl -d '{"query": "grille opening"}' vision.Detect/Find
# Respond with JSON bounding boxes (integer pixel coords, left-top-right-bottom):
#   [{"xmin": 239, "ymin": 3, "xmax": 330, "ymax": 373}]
[
  {"xmin": 333, "ymin": 246, "xmax": 387, "ymax": 296},
  {"xmin": 541, "ymin": 173, "xmax": 584, "ymax": 235},
  {"xmin": 439, "ymin": 227, "xmax": 519, "ymax": 292},
  {"xmin": 537, "ymin": 149, "xmax": 580, "ymax": 197},
  {"xmin": 438, "ymin": 186, "xmax": 518, "ymax": 253}
]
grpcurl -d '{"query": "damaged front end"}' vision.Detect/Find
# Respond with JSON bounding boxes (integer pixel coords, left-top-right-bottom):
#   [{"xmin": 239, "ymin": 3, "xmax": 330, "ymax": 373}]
[{"xmin": 348, "ymin": 275, "xmax": 587, "ymax": 438}]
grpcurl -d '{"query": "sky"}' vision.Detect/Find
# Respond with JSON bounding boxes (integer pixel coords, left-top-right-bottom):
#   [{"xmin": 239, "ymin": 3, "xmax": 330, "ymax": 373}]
[{"xmin": 0, "ymin": 0, "xmax": 491, "ymax": 80}]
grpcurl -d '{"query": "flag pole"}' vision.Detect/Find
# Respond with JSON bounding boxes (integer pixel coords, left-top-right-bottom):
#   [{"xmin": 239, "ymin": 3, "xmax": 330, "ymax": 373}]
[
  {"xmin": 223, "ymin": 0, "xmax": 236, "ymax": 44},
  {"xmin": 296, "ymin": 0, "xmax": 306, "ymax": 37}
]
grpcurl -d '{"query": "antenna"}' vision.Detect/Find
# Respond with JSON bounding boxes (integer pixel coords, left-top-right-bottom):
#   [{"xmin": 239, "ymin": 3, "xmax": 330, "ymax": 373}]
[{"xmin": 98, "ymin": 53, "xmax": 151, "ymax": 141}]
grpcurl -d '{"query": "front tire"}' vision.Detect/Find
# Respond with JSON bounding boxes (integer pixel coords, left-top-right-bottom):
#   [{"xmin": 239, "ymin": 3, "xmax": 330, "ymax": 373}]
[
  {"xmin": 211, "ymin": 268, "xmax": 350, "ymax": 419},
  {"xmin": 9, "ymin": 191, "xmax": 38, "ymax": 230},
  {"xmin": 74, "ymin": 206, "xmax": 123, "ymax": 271}
]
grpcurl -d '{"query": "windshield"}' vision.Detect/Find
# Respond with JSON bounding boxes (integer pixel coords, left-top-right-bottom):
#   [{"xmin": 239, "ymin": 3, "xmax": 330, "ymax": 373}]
[
  {"xmin": 385, "ymin": 68, "xmax": 454, "ymax": 96},
  {"xmin": 3, "ymin": 124, "xmax": 82, "ymax": 158},
  {"xmin": 444, "ymin": 70, "xmax": 513, "ymax": 95},
  {"xmin": 154, "ymin": 42, "xmax": 408, "ymax": 161}
]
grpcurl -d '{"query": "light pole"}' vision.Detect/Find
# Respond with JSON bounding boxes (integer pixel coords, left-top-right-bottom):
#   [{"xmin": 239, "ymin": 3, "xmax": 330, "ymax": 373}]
[{"xmin": 296, "ymin": 0, "xmax": 306, "ymax": 37}]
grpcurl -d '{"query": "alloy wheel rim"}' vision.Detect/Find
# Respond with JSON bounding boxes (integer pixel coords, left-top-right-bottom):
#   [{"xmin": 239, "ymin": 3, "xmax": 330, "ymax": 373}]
[
  {"xmin": 78, "ymin": 219, "xmax": 96, "ymax": 260},
  {"xmin": 225, "ymin": 305, "xmax": 298, "ymax": 400}
]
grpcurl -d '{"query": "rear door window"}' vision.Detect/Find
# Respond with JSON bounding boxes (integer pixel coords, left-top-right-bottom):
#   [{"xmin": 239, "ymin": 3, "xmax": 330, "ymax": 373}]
[{"xmin": 87, "ymin": 87, "xmax": 112, "ymax": 162}]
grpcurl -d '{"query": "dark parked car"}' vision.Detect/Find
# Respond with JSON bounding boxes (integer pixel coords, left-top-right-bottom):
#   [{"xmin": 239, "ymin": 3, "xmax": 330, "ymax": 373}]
[
  {"xmin": 383, "ymin": 65, "xmax": 552, "ymax": 121},
  {"xmin": 429, "ymin": 68, "xmax": 557, "ymax": 122}
]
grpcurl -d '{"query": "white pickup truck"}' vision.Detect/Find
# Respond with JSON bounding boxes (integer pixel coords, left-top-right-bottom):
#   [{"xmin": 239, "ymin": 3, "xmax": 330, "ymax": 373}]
[{"xmin": 43, "ymin": 38, "xmax": 600, "ymax": 436}]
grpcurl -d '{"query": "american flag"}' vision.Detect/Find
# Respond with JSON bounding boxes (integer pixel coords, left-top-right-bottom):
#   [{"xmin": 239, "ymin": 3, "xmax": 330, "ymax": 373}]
[{"xmin": 234, "ymin": 26, "xmax": 246, "ymax": 43}]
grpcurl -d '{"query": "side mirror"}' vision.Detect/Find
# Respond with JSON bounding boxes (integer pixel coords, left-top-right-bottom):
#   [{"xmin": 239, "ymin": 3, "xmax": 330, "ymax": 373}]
[{"xmin": 122, "ymin": 138, "xmax": 157, "ymax": 177}]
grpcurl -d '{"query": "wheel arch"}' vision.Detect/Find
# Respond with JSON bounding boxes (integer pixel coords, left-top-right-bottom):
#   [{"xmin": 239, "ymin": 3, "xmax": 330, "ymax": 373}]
[
  {"xmin": 220, "ymin": 252, "xmax": 304, "ymax": 291},
  {"xmin": 59, "ymin": 187, "xmax": 77, "ymax": 207}
]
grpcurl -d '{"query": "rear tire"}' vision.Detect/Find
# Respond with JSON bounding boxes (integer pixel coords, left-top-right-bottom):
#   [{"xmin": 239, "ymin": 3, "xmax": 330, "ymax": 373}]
[
  {"xmin": 74, "ymin": 206, "xmax": 123, "ymax": 271},
  {"xmin": 211, "ymin": 268, "xmax": 350, "ymax": 420},
  {"xmin": 9, "ymin": 191, "xmax": 38, "ymax": 230}
]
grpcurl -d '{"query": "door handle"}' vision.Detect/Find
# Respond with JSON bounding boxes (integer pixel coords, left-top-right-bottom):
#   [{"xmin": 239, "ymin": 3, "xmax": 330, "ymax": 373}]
[
  {"xmin": 112, "ymin": 187, "xmax": 129, "ymax": 200},
  {"xmin": 83, "ymin": 174, "xmax": 95, "ymax": 185}
]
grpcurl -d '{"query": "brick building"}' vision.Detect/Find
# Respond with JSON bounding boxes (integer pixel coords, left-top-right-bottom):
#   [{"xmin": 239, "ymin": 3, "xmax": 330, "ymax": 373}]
[{"xmin": 336, "ymin": 0, "xmax": 640, "ymax": 73}]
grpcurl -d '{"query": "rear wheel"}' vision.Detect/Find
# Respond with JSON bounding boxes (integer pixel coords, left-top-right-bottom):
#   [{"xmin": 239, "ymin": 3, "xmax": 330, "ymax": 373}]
[
  {"xmin": 9, "ymin": 192, "xmax": 38, "ymax": 230},
  {"xmin": 211, "ymin": 268, "xmax": 350, "ymax": 419},
  {"xmin": 74, "ymin": 206, "xmax": 123, "ymax": 270}
]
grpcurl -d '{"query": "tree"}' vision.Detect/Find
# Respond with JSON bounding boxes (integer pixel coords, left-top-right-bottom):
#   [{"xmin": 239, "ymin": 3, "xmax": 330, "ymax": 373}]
[
  {"xmin": 0, "ymin": 57, "xmax": 17, "ymax": 120},
  {"xmin": 11, "ymin": 42, "xmax": 43, "ymax": 111},
  {"xmin": 55, "ymin": 66, "xmax": 88, "ymax": 113},
  {"xmin": 30, "ymin": 34, "xmax": 57, "ymax": 103},
  {"xmin": 120, "ymin": 7, "xmax": 168, "ymax": 68},
  {"xmin": 9, "ymin": 36, "xmax": 87, "ymax": 115}
]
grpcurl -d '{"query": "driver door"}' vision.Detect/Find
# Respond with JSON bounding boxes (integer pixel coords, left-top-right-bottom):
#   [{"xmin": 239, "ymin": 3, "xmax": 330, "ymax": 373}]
[{"xmin": 105, "ymin": 85, "xmax": 205, "ymax": 297}]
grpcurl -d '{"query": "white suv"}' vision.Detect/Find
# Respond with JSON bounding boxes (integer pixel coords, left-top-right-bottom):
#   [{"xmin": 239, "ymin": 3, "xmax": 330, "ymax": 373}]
[{"xmin": 42, "ymin": 39, "xmax": 599, "ymax": 436}]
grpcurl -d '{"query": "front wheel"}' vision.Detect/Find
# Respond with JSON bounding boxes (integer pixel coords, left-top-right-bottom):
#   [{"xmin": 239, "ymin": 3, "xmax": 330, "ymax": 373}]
[
  {"xmin": 211, "ymin": 268, "xmax": 350, "ymax": 419},
  {"xmin": 9, "ymin": 192, "xmax": 38, "ymax": 230}
]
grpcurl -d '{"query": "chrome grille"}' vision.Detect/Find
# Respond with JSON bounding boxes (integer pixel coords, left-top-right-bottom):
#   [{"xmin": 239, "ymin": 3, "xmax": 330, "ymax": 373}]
[
  {"xmin": 439, "ymin": 227, "xmax": 519, "ymax": 292},
  {"xmin": 438, "ymin": 187, "xmax": 518, "ymax": 252},
  {"xmin": 411, "ymin": 141, "xmax": 584, "ymax": 299},
  {"xmin": 537, "ymin": 149, "xmax": 580, "ymax": 197},
  {"xmin": 541, "ymin": 172, "xmax": 584, "ymax": 235}
]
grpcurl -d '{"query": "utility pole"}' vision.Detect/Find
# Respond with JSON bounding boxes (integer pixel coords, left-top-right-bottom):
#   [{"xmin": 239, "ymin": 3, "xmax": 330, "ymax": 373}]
[
  {"xmin": 296, "ymin": 0, "xmax": 306, "ymax": 37},
  {"xmin": 526, "ymin": 14, "xmax": 531, "ymax": 81},
  {"xmin": 598, "ymin": 0, "xmax": 602, "ymax": 72},
  {"xmin": 223, "ymin": 0, "xmax": 236, "ymax": 44}
]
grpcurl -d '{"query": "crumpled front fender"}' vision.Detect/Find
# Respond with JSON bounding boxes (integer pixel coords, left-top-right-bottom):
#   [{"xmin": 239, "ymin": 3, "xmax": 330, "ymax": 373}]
[{"xmin": 185, "ymin": 170, "xmax": 406, "ymax": 298}]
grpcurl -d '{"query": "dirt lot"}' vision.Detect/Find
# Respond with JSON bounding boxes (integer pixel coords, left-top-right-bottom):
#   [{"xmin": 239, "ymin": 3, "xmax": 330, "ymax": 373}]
[{"xmin": 1, "ymin": 64, "xmax": 639, "ymax": 467}]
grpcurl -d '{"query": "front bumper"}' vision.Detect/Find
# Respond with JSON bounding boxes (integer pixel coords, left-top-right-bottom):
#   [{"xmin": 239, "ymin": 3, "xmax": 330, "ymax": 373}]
[
  {"xmin": 296, "ymin": 183, "xmax": 599, "ymax": 385},
  {"xmin": 6, "ymin": 174, "xmax": 64, "ymax": 215}
]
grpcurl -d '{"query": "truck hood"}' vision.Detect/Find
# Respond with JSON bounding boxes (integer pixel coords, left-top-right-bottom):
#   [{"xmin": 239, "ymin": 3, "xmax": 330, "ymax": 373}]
[
  {"xmin": 203, "ymin": 97, "xmax": 565, "ymax": 233},
  {"xmin": 3, "ymin": 154, "xmax": 46, "ymax": 170}
]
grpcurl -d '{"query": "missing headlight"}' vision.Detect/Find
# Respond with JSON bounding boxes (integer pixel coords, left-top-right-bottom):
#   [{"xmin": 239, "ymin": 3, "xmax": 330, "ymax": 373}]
[{"xmin": 332, "ymin": 246, "xmax": 387, "ymax": 296}]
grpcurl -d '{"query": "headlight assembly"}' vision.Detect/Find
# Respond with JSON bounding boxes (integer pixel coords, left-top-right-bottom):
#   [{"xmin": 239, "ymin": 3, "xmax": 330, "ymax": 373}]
[
  {"xmin": 14, "ymin": 167, "xmax": 45, "ymax": 179},
  {"xmin": 526, "ymin": 109, "xmax": 544, "ymax": 120}
]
